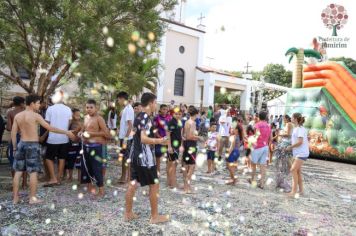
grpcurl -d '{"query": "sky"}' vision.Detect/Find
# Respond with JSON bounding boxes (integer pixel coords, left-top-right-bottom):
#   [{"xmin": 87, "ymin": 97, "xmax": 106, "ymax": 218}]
[{"xmin": 181, "ymin": 0, "xmax": 355, "ymax": 72}]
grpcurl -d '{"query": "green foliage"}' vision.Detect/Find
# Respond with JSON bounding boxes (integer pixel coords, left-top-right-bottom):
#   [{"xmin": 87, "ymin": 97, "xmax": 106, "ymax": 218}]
[
  {"xmin": 329, "ymin": 57, "xmax": 356, "ymax": 74},
  {"xmin": 261, "ymin": 64, "xmax": 292, "ymax": 87},
  {"xmin": 285, "ymin": 47, "xmax": 299, "ymax": 63},
  {"xmin": 303, "ymin": 49, "xmax": 322, "ymax": 60},
  {"xmin": 251, "ymin": 71, "xmax": 262, "ymax": 81},
  {"xmin": 214, "ymin": 92, "xmax": 240, "ymax": 106},
  {"xmin": 285, "ymin": 48, "xmax": 321, "ymax": 63},
  {"xmin": 0, "ymin": 0, "xmax": 176, "ymax": 98}
]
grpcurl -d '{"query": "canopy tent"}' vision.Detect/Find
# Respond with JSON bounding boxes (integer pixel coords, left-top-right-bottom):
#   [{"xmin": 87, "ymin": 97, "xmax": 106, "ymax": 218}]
[{"xmin": 267, "ymin": 93, "xmax": 288, "ymax": 116}]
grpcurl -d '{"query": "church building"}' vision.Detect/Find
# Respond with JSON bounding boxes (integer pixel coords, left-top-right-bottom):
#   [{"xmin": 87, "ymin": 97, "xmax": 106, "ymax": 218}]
[{"xmin": 157, "ymin": 1, "xmax": 289, "ymax": 114}]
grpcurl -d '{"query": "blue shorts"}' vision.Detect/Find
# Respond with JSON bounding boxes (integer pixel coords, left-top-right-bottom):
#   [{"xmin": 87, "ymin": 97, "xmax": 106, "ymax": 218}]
[
  {"xmin": 81, "ymin": 144, "xmax": 104, "ymax": 187},
  {"xmin": 207, "ymin": 150, "xmax": 216, "ymax": 160},
  {"xmin": 251, "ymin": 146, "xmax": 269, "ymax": 165},
  {"xmin": 13, "ymin": 141, "xmax": 41, "ymax": 173},
  {"xmin": 66, "ymin": 142, "xmax": 81, "ymax": 170},
  {"xmin": 102, "ymin": 145, "xmax": 108, "ymax": 168},
  {"xmin": 155, "ymin": 144, "xmax": 168, "ymax": 158},
  {"xmin": 297, "ymin": 156, "xmax": 308, "ymax": 161},
  {"xmin": 227, "ymin": 148, "xmax": 240, "ymax": 163}
]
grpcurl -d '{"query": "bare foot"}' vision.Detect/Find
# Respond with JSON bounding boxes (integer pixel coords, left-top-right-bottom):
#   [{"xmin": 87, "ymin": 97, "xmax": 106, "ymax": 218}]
[
  {"xmin": 184, "ymin": 186, "xmax": 194, "ymax": 194},
  {"xmin": 170, "ymin": 184, "xmax": 178, "ymax": 189},
  {"xmin": 124, "ymin": 212, "xmax": 139, "ymax": 222},
  {"xmin": 29, "ymin": 197, "xmax": 43, "ymax": 205},
  {"xmin": 13, "ymin": 196, "xmax": 20, "ymax": 204},
  {"xmin": 286, "ymin": 192, "xmax": 296, "ymax": 198},
  {"xmin": 96, "ymin": 192, "xmax": 105, "ymax": 199},
  {"xmin": 225, "ymin": 180, "xmax": 236, "ymax": 185},
  {"xmin": 89, "ymin": 188, "xmax": 97, "ymax": 195},
  {"xmin": 149, "ymin": 215, "xmax": 170, "ymax": 224}
]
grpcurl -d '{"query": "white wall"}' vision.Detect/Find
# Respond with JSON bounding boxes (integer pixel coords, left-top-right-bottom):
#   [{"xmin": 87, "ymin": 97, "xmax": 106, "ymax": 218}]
[{"xmin": 162, "ymin": 29, "xmax": 199, "ymax": 105}]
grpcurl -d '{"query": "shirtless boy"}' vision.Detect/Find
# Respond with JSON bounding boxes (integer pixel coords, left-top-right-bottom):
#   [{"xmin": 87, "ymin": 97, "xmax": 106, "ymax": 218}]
[
  {"xmin": 182, "ymin": 106, "xmax": 202, "ymax": 194},
  {"xmin": 80, "ymin": 99, "xmax": 110, "ymax": 198},
  {"xmin": 66, "ymin": 108, "xmax": 83, "ymax": 182},
  {"xmin": 11, "ymin": 95, "xmax": 75, "ymax": 204},
  {"xmin": 6, "ymin": 96, "xmax": 26, "ymax": 185}
]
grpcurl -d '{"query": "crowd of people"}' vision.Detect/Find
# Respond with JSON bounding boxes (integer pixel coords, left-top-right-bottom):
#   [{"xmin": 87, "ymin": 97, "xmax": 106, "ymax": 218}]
[{"xmin": 2, "ymin": 91, "xmax": 310, "ymax": 224}]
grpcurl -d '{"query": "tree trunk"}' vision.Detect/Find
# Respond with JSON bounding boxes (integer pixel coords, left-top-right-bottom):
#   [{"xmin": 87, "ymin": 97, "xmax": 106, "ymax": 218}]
[
  {"xmin": 332, "ymin": 25, "xmax": 338, "ymax": 37},
  {"xmin": 292, "ymin": 48, "xmax": 304, "ymax": 88}
]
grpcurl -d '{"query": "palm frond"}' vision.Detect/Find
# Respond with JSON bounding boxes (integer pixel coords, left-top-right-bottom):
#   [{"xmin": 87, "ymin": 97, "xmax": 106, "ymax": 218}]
[
  {"xmin": 303, "ymin": 49, "xmax": 322, "ymax": 60},
  {"xmin": 285, "ymin": 47, "xmax": 299, "ymax": 56},
  {"xmin": 289, "ymin": 55, "xmax": 294, "ymax": 63}
]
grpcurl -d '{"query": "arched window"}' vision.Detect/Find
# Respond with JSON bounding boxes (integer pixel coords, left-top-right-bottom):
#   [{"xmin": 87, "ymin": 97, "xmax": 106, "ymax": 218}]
[{"xmin": 174, "ymin": 68, "xmax": 184, "ymax": 96}]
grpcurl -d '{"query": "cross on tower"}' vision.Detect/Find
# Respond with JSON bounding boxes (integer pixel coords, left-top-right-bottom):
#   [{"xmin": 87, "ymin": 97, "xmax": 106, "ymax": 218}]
[
  {"xmin": 198, "ymin": 13, "xmax": 205, "ymax": 25},
  {"xmin": 244, "ymin": 62, "xmax": 252, "ymax": 74},
  {"xmin": 178, "ymin": 0, "xmax": 186, "ymax": 23}
]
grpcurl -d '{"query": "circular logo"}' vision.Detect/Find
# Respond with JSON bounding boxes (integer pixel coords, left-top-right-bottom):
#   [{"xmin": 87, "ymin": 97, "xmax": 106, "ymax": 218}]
[{"xmin": 321, "ymin": 4, "xmax": 348, "ymax": 36}]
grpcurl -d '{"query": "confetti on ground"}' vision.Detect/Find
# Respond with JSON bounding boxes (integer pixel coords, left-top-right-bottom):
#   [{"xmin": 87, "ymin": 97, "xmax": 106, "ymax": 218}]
[{"xmin": 0, "ymin": 157, "xmax": 355, "ymax": 235}]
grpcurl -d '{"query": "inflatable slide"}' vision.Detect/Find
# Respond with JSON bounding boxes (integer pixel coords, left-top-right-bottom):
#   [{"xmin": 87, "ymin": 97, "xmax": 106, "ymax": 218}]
[{"xmin": 284, "ymin": 61, "xmax": 356, "ymax": 161}]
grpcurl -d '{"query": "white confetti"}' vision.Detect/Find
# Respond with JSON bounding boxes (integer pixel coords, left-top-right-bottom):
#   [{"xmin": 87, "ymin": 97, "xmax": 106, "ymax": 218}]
[
  {"xmin": 106, "ymin": 37, "xmax": 114, "ymax": 47},
  {"xmin": 102, "ymin": 26, "xmax": 109, "ymax": 35}
]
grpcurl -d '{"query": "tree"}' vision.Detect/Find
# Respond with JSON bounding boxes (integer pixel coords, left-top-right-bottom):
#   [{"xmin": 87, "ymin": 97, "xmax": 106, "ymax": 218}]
[
  {"xmin": 214, "ymin": 92, "xmax": 240, "ymax": 107},
  {"xmin": 285, "ymin": 48, "xmax": 321, "ymax": 88},
  {"xmin": 261, "ymin": 64, "xmax": 292, "ymax": 87},
  {"xmin": 321, "ymin": 4, "xmax": 348, "ymax": 37},
  {"xmin": 0, "ymin": 0, "xmax": 176, "ymax": 98},
  {"xmin": 329, "ymin": 57, "xmax": 356, "ymax": 74}
]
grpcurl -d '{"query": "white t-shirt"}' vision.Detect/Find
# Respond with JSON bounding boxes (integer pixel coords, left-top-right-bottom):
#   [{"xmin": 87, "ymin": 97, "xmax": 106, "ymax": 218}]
[
  {"xmin": 291, "ymin": 126, "xmax": 310, "ymax": 158},
  {"xmin": 107, "ymin": 110, "xmax": 117, "ymax": 129},
  {"xmin": 45, "ymin": 103, "xmax": 72, "ymax": 144},
  {"xmin": 119, "ymin": 104, "xmax": 134, "ymax": 140},
  {"xmin": 218, "ymin": 115, "xmax": 232, "ymax": 137}
]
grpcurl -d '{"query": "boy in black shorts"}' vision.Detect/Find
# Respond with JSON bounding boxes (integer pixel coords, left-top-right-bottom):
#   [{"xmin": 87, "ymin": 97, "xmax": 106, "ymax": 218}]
[
  {"xmin": 182, "ymin": 106, "xmax": 201, "ymax": 194},
  {"xmin": 65, "ymin": 108, "xmax": 82, "ymax": 182},
  {"xmin": 124, "ymin": 93, "xmax": 170, "ymax": 224},
  {"xmin": 167, "ymin": 108, "xmax": 183, "ymax": 188}
]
